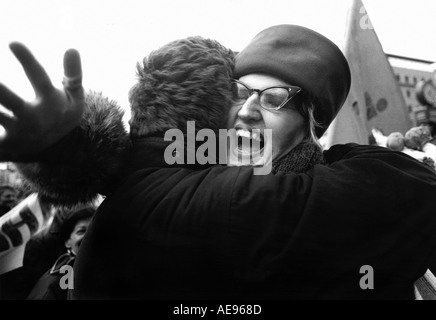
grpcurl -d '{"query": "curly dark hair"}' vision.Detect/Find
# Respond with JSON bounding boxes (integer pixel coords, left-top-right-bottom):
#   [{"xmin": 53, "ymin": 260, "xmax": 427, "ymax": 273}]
[{"xmin": 128, "ymin": 36, "xmax": 235, "ymax": 137}]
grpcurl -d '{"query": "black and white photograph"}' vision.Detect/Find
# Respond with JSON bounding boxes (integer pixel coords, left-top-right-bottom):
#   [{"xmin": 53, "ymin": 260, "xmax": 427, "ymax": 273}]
[{"xmin": 0, "ymin": 0, "xmax": 436, "ymax": 306}]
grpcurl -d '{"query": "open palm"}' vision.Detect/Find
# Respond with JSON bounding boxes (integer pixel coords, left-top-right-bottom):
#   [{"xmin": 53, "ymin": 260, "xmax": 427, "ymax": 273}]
[{"xmin": 0, "ymin": 42, "xmax": 84, "ymax": 161}]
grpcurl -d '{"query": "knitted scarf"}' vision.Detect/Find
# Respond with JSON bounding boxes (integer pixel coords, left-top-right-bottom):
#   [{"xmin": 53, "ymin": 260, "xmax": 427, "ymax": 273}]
[{"xmin": 271, "ymin": 141, "xmax": 325, "ymax": 174}]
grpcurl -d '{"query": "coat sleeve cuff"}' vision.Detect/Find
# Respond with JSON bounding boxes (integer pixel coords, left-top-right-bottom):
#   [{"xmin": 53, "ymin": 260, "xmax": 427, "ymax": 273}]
[{"xmin": 15, "ymin": 91, "xmax": 131, "ymax": 206}]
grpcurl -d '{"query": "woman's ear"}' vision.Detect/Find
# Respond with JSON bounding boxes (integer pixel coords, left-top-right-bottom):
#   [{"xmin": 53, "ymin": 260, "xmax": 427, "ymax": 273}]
[{"xmin": 65, "ymin": 238, "xmax": 72, "ymax": 249}]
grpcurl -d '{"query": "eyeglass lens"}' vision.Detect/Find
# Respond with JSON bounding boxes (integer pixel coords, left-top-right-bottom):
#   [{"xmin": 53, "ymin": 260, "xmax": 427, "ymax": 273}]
[{"xmin": 233, "ymin": 81, "xmax": 290, "ymax": 110}]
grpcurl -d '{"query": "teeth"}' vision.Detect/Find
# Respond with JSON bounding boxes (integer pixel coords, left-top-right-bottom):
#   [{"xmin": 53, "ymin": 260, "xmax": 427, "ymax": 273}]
[
  {"xmin": 236, "ymin": 129, "xmax": 251, "ymax": 139},
  {"xmin": 236, "ymin": 129, "xmax": 262, "ymax": 142}
]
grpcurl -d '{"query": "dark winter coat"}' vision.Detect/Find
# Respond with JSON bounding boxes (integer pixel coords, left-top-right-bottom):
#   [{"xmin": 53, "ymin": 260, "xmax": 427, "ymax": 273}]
[
  {"xmin": 70, "ymin": 137, "xmax": 436, "ymax": 300},
  {"xmin": 26, "ymin": 252, "xmax": 75, "ymax": 300},
  {"xmin": 13, "ymin": 36, "xmax": 436, "ymax": 300}
]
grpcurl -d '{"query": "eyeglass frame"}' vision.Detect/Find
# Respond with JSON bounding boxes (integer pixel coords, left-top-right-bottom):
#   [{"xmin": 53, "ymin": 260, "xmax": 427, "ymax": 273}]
[{"xmin": 231, "ymin": 79, "xmax": 302, "ymax": 111}]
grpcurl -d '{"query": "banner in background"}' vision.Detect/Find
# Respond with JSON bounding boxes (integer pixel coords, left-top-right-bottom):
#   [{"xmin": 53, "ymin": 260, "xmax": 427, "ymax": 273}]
[
  {"xmin": 0, "ymin": 194, "xmax": 53, "ymax": 275},
  {"xmin": 323, "ymin": 0, "xmax": 412, "ymax": 149}
]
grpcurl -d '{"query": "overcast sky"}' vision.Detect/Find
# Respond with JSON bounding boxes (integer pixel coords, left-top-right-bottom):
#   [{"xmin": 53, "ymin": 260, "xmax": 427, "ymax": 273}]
[{"xmin": 1, "ymin": 0, "xmax": 435, "ymax": 115}]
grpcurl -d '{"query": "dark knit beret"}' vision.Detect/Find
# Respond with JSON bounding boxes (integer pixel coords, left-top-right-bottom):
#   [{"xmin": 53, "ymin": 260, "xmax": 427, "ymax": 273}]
[{"xmin": 234, "ymin": 24, "xmax": 351, "ymax": 137}]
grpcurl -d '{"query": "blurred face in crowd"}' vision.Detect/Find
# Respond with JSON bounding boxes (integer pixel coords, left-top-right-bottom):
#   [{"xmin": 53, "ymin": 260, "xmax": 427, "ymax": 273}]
[
  {"xmin": 227, "ymin": 73, "xmax": 307, "ymax": 164},
  {"xmin": 65, "ymin": 217, "xmax": 92, "ymax": 255},
  {"xmin": 386, "ymin": 132, "xmax": 405, "ymax": 151},
  {"xmin": 0, "ymin": 189, "xmax": 18, "ymax": 209}
]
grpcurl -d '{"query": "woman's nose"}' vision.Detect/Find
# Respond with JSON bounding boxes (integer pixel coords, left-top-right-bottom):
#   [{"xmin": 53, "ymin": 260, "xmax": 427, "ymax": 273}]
[{"xmin": 236, "ymin": 94, "xmax": 262, "ymax": 122}]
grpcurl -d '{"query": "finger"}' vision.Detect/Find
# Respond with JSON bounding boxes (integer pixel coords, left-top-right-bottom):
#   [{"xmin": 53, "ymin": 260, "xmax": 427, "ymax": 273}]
[
  {"xmin": 0, "ymin": 111, "xmax": 16, "ymax": 129},
  {"xmin": 9, "ymin": 42, "xmax": 54, "ymax": 96},
  {"xmin": 0, "ymin": 83, "xmax": 26, "ymax": 115},
  {"xmin": 63, "ymin": 48, "xmax": 84, "ymax": 103},
  {"xmin": 64, "ymin": 48, "xmax": 82, "ymax": 79}
]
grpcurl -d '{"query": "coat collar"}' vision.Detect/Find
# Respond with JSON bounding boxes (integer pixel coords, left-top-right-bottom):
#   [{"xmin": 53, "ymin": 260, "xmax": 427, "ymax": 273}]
[
  {"xmin": 50, "ymin": 252, "xmax": 75, "ymax": 274},
  {"xmin": 124, "ymin": 136, "xmax": 215, "ymax": 175}
]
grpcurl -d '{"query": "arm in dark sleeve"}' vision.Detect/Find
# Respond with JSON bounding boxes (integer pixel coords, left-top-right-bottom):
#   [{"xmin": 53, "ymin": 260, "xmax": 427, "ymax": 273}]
[
  {"xmin": 223, "ymin": 143, "xmax": 436, "ymax": 298},
  {"xmin": 74, "ymin": 143, "xmax": 436, "ymax": 299}
]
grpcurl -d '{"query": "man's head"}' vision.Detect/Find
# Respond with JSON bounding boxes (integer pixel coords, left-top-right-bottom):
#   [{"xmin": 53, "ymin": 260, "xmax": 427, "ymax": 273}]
[
  {"xmin": 128, "ymin": 36, "xmax": 235, "ymax": 138},
  {"xmin": 387, "ymin": 132, "xmax": 405, "ymax": 151},
  {"xmin": 0, "ymin": 185, "xmax": 18, "ymax": 209},
  {"xmin": 404, "ymin": 125, "xmax": 433, "ymax": 151}
]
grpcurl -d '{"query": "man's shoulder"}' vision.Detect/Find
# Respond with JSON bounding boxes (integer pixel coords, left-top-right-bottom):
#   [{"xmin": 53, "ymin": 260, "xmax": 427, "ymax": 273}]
[{"xmin": 323, "ymin": 143, "xmax": 431, "ymax": 165}]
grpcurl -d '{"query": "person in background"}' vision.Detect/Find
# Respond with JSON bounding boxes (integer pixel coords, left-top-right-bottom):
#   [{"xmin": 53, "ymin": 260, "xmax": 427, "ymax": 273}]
[
  {"xmin": 371, "ymin": 125, "xmax": 436, "ymax": 169},
  {"xmin": 0, "ymin": 185, "xmax": 18, "ymax": 217},
  {"xmin": 26, "ymin": 206, "xmax": 95, "ymax": 300},
  {"xmin": 20, "ymin": 204, "xmax": 97, "ymax": 299}
]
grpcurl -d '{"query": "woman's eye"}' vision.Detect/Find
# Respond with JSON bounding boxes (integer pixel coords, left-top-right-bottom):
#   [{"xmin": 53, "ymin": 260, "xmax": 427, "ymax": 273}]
[
  {"xmin": 76, "ymin": 228, "xmax": 86, "ymax": 235},
  {"xmin": 232, "ymin": 85, "xmax": 249, "ymax": 101},
  {"xmin": 262, "ymin": 90, "xmax": 288, "ymax": 107}
]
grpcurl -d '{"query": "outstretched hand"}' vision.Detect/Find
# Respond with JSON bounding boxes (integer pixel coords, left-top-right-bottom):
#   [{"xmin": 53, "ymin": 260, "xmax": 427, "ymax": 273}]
[{"xmin": 0, "ymin": 42, "xmax": 85, "ymax": 160}]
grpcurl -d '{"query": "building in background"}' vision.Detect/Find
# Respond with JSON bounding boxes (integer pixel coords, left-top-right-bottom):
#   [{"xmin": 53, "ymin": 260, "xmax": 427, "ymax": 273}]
[{"xmin": 388, "ymin": 54, "xmax": 436, "ymax": 128}]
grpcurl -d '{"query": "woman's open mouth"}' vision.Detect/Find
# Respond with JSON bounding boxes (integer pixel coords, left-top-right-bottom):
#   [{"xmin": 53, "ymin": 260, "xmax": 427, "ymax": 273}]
[
  {"xmin": 224, "ymin": 128, "xmax": 266, "ymax": 166},
  {"xmin": 236, "ymin": 128, "xmax": 265, "ymax": 156}
]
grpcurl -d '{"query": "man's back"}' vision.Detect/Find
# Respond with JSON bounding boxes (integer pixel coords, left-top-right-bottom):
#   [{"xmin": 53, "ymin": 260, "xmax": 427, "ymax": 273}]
[{"xmin": 73, "ymin": 141, "xmax": 436, "ymax": 300}]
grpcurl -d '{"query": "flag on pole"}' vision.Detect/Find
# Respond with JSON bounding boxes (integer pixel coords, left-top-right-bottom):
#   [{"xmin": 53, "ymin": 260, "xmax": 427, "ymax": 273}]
[
  {"xmin": 0, "ymin": 194, "xmax": 54, "ymax": 275},
  {"xmin": 323, "ymin": 0, "xmax": 412, "ymax": 149}
]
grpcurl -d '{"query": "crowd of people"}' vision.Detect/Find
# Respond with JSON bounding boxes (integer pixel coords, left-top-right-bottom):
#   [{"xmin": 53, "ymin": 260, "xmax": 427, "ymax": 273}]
[
  {"xmin": 372, "ymin": 124, "xmax": 436, "ymax": 169},
  {"xmin": 26, "ymin": 205, "xmax": 95, "ymax": 300},
  {"xmin": 0, "ymin": 23, "xmax": 435, "ymax": 300},
  {"xmin": 0, "ymin": 195, "xmax": 97, "ymax": 300}
]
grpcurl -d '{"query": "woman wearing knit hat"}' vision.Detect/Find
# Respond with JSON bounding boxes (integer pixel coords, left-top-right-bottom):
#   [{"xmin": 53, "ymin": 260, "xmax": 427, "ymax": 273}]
[{"xmin": 1, "ymin": 26, "xmax": 436, "ymax": 300}]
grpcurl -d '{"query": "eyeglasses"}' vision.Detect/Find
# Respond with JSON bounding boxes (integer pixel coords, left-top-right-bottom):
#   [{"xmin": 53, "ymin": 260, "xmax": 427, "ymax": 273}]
[{"xmin": 231, "ymin": 79, "xmax": 302, "ymax": 111}]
